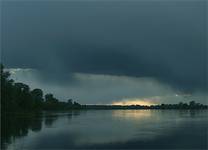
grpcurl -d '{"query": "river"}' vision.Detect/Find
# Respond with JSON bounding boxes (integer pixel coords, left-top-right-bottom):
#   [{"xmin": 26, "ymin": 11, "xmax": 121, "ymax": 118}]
[{"xmin": 2, "ymin": 110, "xmax": 208, "ymax": 149}]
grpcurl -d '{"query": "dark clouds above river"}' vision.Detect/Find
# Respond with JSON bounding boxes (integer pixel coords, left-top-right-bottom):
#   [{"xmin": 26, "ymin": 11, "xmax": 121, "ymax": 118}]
[
  {"xmin": 7, "ymin": 68, "xmax": 207, "ymax": 104},
  {"xmin": 2, "ymin": 0, "xmax": 207, "ymax": 103}
]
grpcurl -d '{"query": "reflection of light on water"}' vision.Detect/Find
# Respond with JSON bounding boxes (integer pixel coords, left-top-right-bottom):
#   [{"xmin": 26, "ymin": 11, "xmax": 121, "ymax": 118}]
[
  {"xmin": 112, "ymin": 110, "xmax": 152, "ymax": 120},
  {"xmin": 70, "ymin": 110, "xmax": 158, "ymax": 145},
  {"xmin": 6, "ymin": 110, "xmax": 203, "ymax": 149}
]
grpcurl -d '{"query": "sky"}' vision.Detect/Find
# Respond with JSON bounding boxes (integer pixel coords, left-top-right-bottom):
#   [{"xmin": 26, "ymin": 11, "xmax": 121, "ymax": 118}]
[{"xmin": 1, "ymin": 0, "xmax": 207, "ymax": 105}]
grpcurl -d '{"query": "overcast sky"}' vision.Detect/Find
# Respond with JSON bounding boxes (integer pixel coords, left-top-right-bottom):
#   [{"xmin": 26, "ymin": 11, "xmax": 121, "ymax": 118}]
[{"xmin": 2, "ymin": 0, "xmax": 207, "ymax": 104}]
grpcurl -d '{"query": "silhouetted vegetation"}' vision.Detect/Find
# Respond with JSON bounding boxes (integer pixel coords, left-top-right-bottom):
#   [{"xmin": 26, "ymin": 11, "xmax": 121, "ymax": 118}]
[
  {"xmin": 1, "ymin": 64, "xmax": 207, "ymax": 113},
  {"xmin": 82, "ymin": 102, "xmax": 208, "ymax": 110},
  {"xmin": 0, "ymin": 63, "xmax": 207, "ymax": 150},
  {"xmin": 0, "ymin": 64, "xmax": 82, "ymax": 113}
]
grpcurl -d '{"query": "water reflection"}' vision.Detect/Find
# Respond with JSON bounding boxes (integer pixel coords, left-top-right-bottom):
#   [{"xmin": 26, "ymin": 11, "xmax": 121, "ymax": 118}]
[
  {"xmin": 1, "ymin": 110, "xmax": 208, "ymax": 149},
  {"xmin": 1, "ymin": 113, "xmax": 43, "ymax": 149},
  {"xmin": 112, "ymin": 110, "xmax": 152, "ymax": 120}
]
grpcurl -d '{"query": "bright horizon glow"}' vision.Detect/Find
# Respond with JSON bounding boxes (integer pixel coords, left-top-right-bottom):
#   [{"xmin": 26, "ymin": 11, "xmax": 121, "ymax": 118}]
[{"xmin": 111, "ymin": 98, "xmax": 159, "ymax": 106}]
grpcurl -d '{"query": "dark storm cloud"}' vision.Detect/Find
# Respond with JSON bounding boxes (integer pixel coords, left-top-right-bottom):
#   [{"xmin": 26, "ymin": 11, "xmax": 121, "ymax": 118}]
[{"xmin": 2, "ymin": 0, "xmax": 207, "ymax": 91}]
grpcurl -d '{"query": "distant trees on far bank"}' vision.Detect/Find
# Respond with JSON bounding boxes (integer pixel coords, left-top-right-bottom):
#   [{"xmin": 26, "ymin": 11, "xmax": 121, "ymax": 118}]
[
  {"xmin": 1, "ymin": 64, "xmax": 82, "ymax": 113},
  {"xmin": 83, "ymin": 101, "xmax": 208, "ymax": 110},
  {"xmin": 150, "ymin": 101, "xmax": 208, "ymax": 109},
  {"xmin": 1, "ymin": 64, "xmax": 207, "ymax": 113}
]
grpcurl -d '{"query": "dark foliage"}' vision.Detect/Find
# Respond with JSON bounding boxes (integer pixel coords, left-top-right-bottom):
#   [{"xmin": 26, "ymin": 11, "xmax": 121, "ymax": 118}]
[
  {"xmin": 0, "ymin": 64, "xmax": 82, "ymax": 113},
  {"xmin": 1, "ymin": 64, "xmax": 207, "ymax": 112},
  {"xmin": 84, "ymin": 102, "xmax": 208, "ymax": 110}
]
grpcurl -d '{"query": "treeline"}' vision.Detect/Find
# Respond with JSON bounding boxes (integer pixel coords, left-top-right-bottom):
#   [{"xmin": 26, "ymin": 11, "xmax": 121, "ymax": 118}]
[
  {"xmin": 150, "ymin": 101, "xmax": 208, "ymax": 109},
  {"xmin": 84, "ymin": 101, "xmax": 208, "ymax": 110},
  {"xmin": 1, "ymin": 64, "xmax": 207, "ymax": 112},
  {"xmin": 1, "ymin": 64, "xmax": 82, "ymax": 113}
]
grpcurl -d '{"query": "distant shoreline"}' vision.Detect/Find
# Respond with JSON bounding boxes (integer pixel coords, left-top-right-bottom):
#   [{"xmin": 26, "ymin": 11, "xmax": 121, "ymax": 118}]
[
  {"xmin": 81, "ymin": 103, "xmax": 208, "ymax": 110},
  {"xmin": 2, "ymin": 103, "xmax": 208, "ymax": 114},
  {"xmin": 1, "ymin": 64, "xmax": 207, "ymax": 113}
]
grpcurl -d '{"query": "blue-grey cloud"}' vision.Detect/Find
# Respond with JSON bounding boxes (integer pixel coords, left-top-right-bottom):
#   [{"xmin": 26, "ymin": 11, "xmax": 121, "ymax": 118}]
[
  {"xmin": 8, "ymin": 69, "xmax": 207, "ymax": 104},
  {"xmin": 2, "ymin": 0, "xmax": 207, "ymax": 92}
]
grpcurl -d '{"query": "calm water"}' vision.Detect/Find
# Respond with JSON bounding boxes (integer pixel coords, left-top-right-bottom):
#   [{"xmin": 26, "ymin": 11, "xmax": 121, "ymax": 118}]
[{"xmin": 2, "ymin": 110, "xmax": 208, "ymax": 149}]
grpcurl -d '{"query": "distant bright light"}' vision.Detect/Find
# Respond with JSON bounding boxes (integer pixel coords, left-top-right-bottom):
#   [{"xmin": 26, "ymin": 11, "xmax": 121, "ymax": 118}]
[{"xmin": 111, "ymin": 98, "xmax": 159, "ymax": 106}]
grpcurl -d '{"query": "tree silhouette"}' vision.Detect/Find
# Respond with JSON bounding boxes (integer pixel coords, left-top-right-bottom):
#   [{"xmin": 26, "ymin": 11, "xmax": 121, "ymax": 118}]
[
  {"xmin": 1, "ymin": 63, "xmax": 207, "ymax": 112},
  {"xmin": 1, "ymin": 64, "xmax": 82, "ymax": 112},
  {"xmin": 31, "ymin": 89, "xmax": 44, "ymax": 109}
]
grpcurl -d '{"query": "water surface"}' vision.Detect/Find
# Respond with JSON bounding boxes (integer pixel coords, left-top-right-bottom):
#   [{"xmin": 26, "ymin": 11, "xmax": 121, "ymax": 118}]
[{"xmin": 2, "ymin": 110, "xmax": 208, "ymax": 149}]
